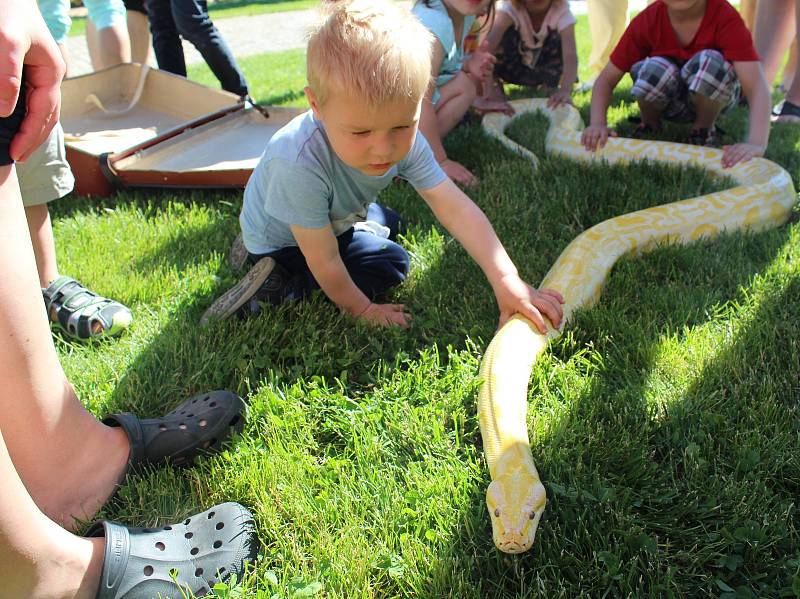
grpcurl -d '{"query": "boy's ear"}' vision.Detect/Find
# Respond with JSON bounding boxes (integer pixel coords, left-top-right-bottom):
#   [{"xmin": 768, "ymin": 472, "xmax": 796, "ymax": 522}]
[{"xmin": 304, "ymin": 86, "xmax": 321, "ymax": 117}]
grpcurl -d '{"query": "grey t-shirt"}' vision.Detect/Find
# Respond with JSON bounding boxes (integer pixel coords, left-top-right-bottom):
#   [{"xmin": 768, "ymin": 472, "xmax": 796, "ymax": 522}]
[{"xmin": 240, "ymin": 110, "xmax": 447, "ymax": 254}]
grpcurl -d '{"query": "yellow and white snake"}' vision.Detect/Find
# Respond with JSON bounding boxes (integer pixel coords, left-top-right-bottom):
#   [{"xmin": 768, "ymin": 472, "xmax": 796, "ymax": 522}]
[{"xmin": 478, "ymin": 99, "xmax": 797, "ymax": 554}]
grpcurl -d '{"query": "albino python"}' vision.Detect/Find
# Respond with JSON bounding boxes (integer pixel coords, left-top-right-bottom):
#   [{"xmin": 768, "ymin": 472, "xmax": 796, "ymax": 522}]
[{"xmin": 477, "ymin": 98, "xmax": 797, "ymax": 554}]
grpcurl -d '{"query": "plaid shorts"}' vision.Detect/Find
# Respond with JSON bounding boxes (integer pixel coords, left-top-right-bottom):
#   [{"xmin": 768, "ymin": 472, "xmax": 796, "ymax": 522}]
[
  {"xmin": 630, "ymin": 50, "xmax": 741, "ymax": 122},
  {"xmin": 494, "ymin": 27, "xmax": 564, "ymax": 89}
]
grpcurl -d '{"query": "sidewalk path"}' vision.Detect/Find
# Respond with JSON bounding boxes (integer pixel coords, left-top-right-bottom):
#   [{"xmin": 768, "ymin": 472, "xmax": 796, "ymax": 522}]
[{"xmin": 64, "ymin": 0, "xmax": 647, "ymax": 78}]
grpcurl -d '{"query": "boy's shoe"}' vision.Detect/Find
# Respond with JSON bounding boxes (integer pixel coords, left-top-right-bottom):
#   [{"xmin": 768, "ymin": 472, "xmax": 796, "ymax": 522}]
[
  {"xmin": 228, "ymin": 232, "xmax": 249, "ymax": 271},
  {"xmin": 631, "ymin": 122, "xmax": 661, "ymax": 139},
  {"xmin": 43, "ymin": 276, "xmax": 132, "ymax": 341},
  {"xmin": 687, "ymin": 127, "xmax": 721, "ymax": 147},
  {"xmin": 200, "ymin": 257, "xmax": 289, "ymax": 326}
]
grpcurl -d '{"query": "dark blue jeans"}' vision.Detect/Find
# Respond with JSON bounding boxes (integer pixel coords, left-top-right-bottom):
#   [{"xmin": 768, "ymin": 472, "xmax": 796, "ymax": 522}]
[
  {"xmin": 249, "ymin": 204, "xmax": 410, "ymax": 301},
  {"xmin": 145, "ymin": 0, "xmax": 249, "ymax": 96}
]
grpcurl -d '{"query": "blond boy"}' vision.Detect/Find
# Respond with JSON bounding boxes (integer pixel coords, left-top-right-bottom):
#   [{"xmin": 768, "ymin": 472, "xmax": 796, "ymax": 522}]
[{"xmin": 202, "ymin": 0, "xmax": 563, "ymax": 331}]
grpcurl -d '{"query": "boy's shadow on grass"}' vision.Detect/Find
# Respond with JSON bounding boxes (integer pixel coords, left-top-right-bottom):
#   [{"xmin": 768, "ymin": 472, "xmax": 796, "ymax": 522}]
[{"xmin": 418, "ymin": 225, "xmax": 797, "ymax": 597}]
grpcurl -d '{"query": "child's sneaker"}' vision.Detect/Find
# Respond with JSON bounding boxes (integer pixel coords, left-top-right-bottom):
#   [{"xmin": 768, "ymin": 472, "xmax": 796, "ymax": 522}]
[
  {"xmin": 228, "ymin": 233, "xmax": 249, "ymax": 271},
  {"xmin": 43, "ymin": 276, "xmax": 132, "ymax": 340},
  {"xmin": 687, "ymin": 127, "xmax": 722, "ymax": 147},
  {"xmin": 200, "ymin": 257, "xmax": 289, "ymax": 326}
]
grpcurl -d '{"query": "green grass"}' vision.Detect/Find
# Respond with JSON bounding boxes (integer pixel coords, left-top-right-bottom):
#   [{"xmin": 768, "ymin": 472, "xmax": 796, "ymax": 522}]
[
  {"xmin": 53, "ymin": 15, "xmax": 800, "ymax": 599},
  {"xmin": 68, "ymin": 0, "xmax": 315, "ymax": 37}
]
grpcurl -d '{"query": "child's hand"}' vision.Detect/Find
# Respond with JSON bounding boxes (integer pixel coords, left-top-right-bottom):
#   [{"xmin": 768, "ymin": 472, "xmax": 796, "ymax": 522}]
[
  {"xmin": 581, "ymin": 124, "xmax": 617, "ymax": 152},
  {"xmin": 493, "ymin": 274, "xmax": 564, "ymax": 333},
  {"xmin": 358, "ymin": 302, "xmax": 411, "ymax": 328},
  {"xmin": 547, "ymin": 89, "xmax": 573, "ymax": 109},
  {"xmin": 464, "ymin": 39, "xmax": 496, "ymax": 81},
  {"xmin": 721, "ymin": 142, "xmax": 765, "ymax": 168},
  {"xmin": 442, "ymin": 158, "xmax": 478, "ymax": 186}
]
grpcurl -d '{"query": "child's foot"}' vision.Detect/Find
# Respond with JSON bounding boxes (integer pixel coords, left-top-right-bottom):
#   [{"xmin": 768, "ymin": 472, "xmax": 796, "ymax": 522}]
[
  {"xmin": 200, "ymin": 257, "xmax": 289, "ymax": 326},
  {"xmin": 472, "ymin": 96, "xmax": 515, "ymax": 115},
  {"xmin": 687, "ymin": 127, "xmax": 721, "ymax": 147},
  {"xmin": 630, "ymin": 122, "xmax": 661, "ymax": 139},
  {"xmin": 42, "ymin": 276, "xmax": 132, "ymax": 340},
  {"xmin": 773, "ymin": 99, "xmax": 800, "ymax": 123}
]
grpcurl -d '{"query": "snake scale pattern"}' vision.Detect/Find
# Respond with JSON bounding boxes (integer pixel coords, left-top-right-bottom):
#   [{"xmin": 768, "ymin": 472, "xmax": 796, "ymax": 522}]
[{"xmin": 478, "ymin": 98, "xmax": 797, "ymax": 554}]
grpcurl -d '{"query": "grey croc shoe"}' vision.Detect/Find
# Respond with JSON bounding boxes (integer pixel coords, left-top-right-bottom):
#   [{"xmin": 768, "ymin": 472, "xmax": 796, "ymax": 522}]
[
  {"xmin": 88, "ymin": 502, "xmax": 259, "ymax": 599},
  {"xmin": 104, "ymin": 390, "xmax": 245, "ymax": 473}
]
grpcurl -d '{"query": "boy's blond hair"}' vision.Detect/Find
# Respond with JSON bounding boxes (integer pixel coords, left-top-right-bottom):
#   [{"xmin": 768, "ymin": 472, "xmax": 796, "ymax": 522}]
[{"xmin": 307, "ymin": 0, "xmax": 433, "ymax": 108}]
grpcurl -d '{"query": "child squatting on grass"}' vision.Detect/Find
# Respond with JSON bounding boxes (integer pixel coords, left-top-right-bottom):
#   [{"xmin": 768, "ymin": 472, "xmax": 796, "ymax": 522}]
[
  {"xmin": 201, "ymin": 0, "xmax": 564, "ymax": 333},
  {"xmin": 581, "ymin": 0, "xmax": 771, "ymax": 169},
  {"xmin": 473, "ymin": 0, "xmax": 579, "ymax": 115}
]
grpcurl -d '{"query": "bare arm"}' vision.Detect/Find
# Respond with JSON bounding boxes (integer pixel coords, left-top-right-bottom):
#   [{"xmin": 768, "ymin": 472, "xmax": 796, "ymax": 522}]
[
  {"xmin": 719, "ymin": 60, "xmax": 771, "ymax": 168},
  {"xmin": 581, "ymin": 62, "xmax": 625, "ymax": 151},
  {"xmin": 291, "ymin": 224, "xmax": 410, "ymax": 327},
  {"xmin": 484, "ymin": 11, "xmax": 514, "ymax": 54},
  {"xmin": 419, "ymin": 41, "xmax": 448, "ymax": 164},
  {"xmin": 548, "ymin": 24, "xmax": 578, "ymax": 108},
  {"xmin": 417, "ymin": 179, "xmax": 563, "ymax": 330}
]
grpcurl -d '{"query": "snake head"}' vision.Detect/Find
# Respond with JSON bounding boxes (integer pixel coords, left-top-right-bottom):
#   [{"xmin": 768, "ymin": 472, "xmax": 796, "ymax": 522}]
[{"xmin": 486, "ymin": 473, "xmax": 547, "ymax": 554}]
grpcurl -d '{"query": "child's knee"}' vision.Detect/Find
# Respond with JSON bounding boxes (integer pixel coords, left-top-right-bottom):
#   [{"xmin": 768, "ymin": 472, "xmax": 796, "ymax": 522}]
[
  {"xmin": 380, "ymin": 243, "xmax": 410, "ymax": 282},
  {"xmin": 451, "ymin": 71, "xmax": 479, "ymax": 101},
  {"xmin": 630, "ymin": 57, "xmax": 680, "ymax": 105},
  {"xmin": 682, "ymin": 50, "xmax": 737, "ymax": 101}
]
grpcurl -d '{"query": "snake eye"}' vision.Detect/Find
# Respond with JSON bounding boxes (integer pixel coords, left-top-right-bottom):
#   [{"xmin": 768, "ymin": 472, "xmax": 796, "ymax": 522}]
[
  {"xmin": 494, "ymin": 508, "xmax": 500, "ymax": 517},
  {"xmin": 529, "ymin": 511, "xmax": 536, "ymax": 520}
]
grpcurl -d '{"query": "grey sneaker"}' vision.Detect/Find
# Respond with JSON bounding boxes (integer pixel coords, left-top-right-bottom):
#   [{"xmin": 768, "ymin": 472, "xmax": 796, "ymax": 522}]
[
  {"xmin": 200, "ymin": 257, "xmax": 289, "ymax": 326},
  {"xmin": 228, "ymin": 233, "xmax": 249, "ymax": 272}
]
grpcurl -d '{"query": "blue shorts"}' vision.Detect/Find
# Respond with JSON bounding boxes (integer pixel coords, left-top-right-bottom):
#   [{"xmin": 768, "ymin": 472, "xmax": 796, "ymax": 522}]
[{"xmin": 38, "ymin": 0, "xmax": 127, "ymax": 43}]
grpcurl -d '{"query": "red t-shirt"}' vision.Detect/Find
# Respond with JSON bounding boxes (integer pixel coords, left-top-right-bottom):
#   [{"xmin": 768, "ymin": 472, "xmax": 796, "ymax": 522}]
[{"xmin": 610, "ymin": 0, "xmax": 759, "ymax": 73}]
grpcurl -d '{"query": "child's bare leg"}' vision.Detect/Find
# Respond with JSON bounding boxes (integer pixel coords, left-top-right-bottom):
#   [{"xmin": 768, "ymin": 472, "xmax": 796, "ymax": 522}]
[
  {"xmin": 636, "ymin": 99, "xmax": 664, "ymax": 128},
  {"xmin": 435, "ymin": 71, "xmax": 478, "ymax": 136},
  {"xmin": 24, "ymin": 203, "xmax": 59, "ymax": 288},
  {"xmin": 0, "ymin": 165, "xmax": 129, "ymax": 531},
  {"xmin": 688, "ymin": 93, "xmax": 725, "ymax": 130},
  {"xmin": 0, "ymin": 425, "xmax": 105, "ymax": 599}
]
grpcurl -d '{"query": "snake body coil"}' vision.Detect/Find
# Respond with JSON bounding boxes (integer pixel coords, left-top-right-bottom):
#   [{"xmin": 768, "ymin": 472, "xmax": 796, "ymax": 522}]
[{"xmin": 478, "ymin": 99, "xmax": 797, "ymax": 554}]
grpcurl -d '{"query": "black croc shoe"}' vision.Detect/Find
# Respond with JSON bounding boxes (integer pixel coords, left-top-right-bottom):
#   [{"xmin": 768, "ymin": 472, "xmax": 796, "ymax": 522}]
[{"xmin": 104, "ymin": 390, "xmax": 245, "ymax": 473}]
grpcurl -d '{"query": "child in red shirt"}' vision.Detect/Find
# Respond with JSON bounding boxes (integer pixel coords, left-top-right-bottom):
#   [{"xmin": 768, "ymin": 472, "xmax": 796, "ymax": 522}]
[{"xmin": 581, "ymin": 0, "xmax": 771, "ymax": 169}]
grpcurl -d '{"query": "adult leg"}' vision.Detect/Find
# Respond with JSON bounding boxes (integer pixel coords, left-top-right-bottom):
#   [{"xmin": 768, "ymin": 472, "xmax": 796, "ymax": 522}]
[
  {"xmin": 753, "ymin": 0, "xmax": 796, "ymax": 86},
  {"xmin": 630, "ymin": 57, "xmax": 683, "ymax": 129},
  {"xmin": 85, "ymin": 0, "xmax": 132, "ymax": 69},
  {"xmin": 585, "ymin": 0, "xmax": 629, "ymax": 83},
  {"xmin": 0, "ymin": 421, "xmax": 104, "ymax": 599},
  {"xmin": 776, "ymin": 0, "xmax": 800, "ymax": 120},
  {"xmin": 0, "ymin": 161, "xmax": 131, "ymax": 532},
  {"xmin": 125, "ymin": 0, "xmax": 152, "ymax": 64},
  {"xmin": 146, "ymin": 0, "xmax": 187, "ymax": 76},
  {"xmin": 170, "ymin": 0, "xmax": 249, "ymax": 96}
]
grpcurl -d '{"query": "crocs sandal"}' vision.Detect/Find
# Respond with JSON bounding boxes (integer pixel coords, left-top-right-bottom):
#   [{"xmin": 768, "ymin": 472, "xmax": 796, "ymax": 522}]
[
  {"xmin": 89, "ymin": 502, "xmax": 259, "ymax": 599},
  {"xmin": 773, "ymin": 99, "xmax": 800, "ymax": 123},
  {"xmin": 228, "ymin": 233, "xmax": 249, "ymax": 272},
  {"xmin": 104, "ymin": 390, "xmax": 246, "ymax": 473},
  {"xmin": 42, "ymin": 276, "xmax": 132, "ymax": 340},
  {"xmin": 200, "ymin": 257, "xmax": 290, "ymax": 327}
]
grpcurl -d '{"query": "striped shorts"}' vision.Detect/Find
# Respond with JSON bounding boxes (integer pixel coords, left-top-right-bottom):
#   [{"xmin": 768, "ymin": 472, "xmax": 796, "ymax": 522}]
[{"xmin": 630, "ymin": 50, "xmax": 741, "ymax": 123}]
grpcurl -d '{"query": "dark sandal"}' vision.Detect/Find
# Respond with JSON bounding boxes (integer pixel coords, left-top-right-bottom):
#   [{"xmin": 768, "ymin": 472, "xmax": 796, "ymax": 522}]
[
  {"xmin": 89, "ymin": 502, "xmax": 259, "ymax": 599},
  {"xmin": 104, "ymin": 390, "xmax": 245, "ymax": 473},
  {"xmin": 774, "ymin": 100, "xmax": 800, "ymax": 122},
  {"xmin": 687, "ymin": 127, "xmax": 722, "ymax": 147},
  {"xmin": 631, "ymin": 122, "xmax": 661, "ymax": 139},
  {"xmin": 42, "ymin": 276, "xmax": 132, "ymax": 340}
]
